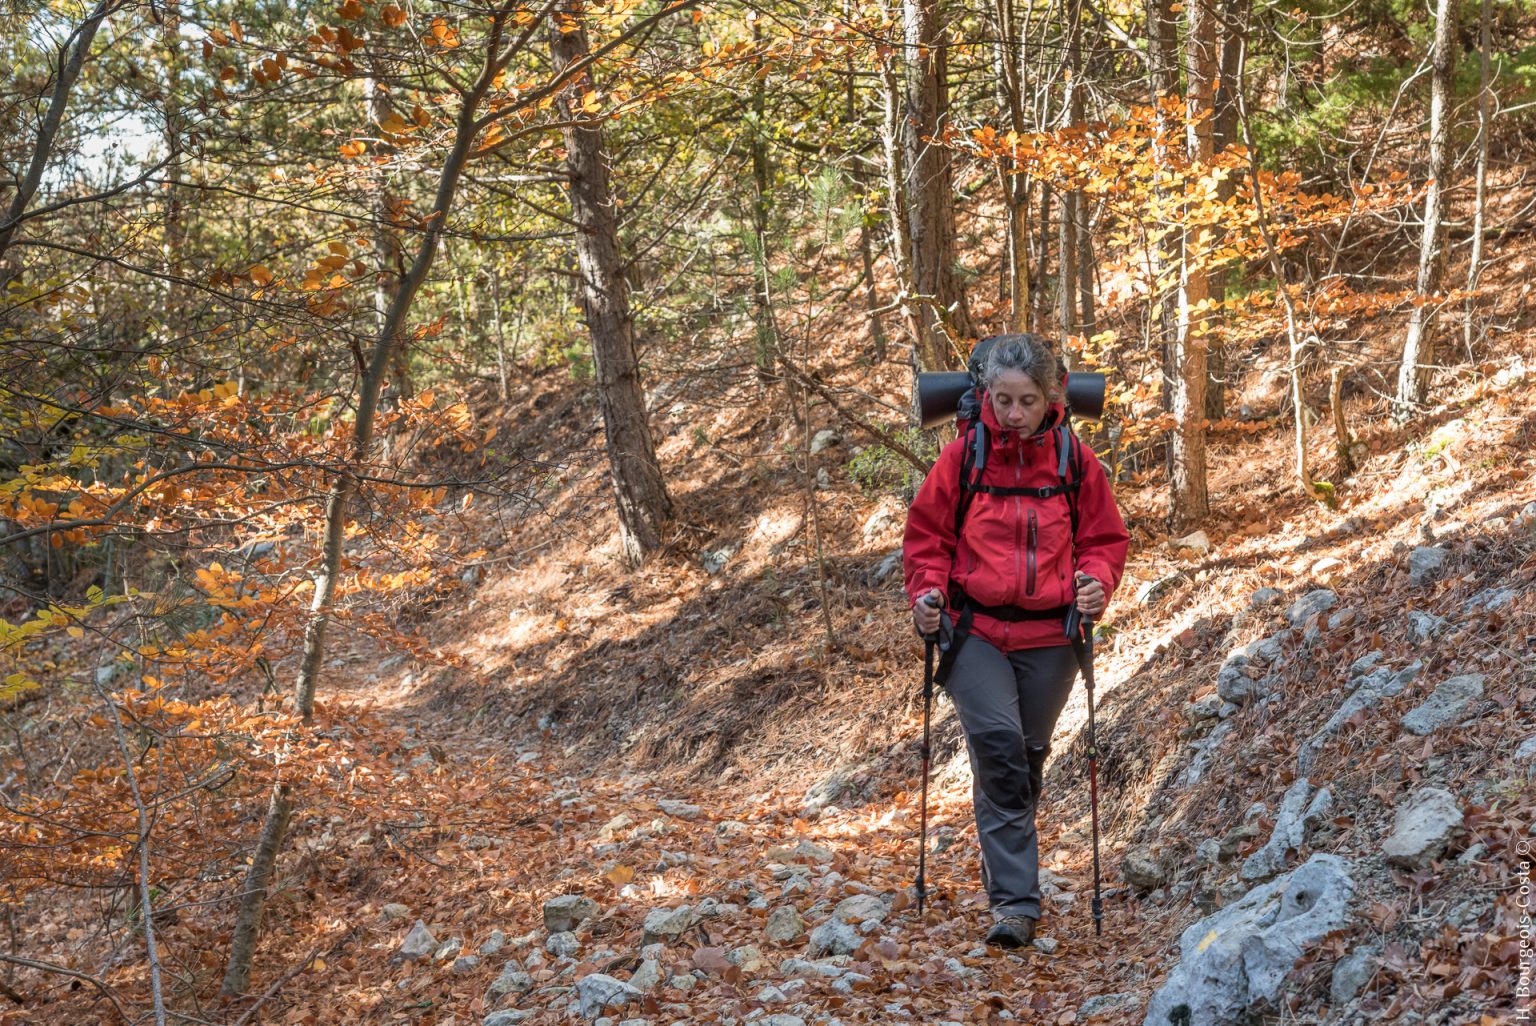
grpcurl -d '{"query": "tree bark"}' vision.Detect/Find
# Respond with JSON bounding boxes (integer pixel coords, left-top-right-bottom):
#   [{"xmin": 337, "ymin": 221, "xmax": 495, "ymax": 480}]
[
  {"xmin": 223, "ymin": 9, "xmax": 516, "ymax": 993},
  {"xmin": 902, "ymin": 0, "xmax": 972, "ymax": 371},
  {"xmin": 1395, "ymin": 0, "xmax": 1459, "ymax": 419},
  {"xmin": 1463, "ymin": 0, "xmax": 1490, "ymax": 358},
  {"xmin": 989, "ymin": 0, "xmax": 1032, "ymax": 331},
  {"xmin": 0, "ymin": 0, "xmax": 115, "ymax": 273},
  {"xmin": 551, "ymin": 7, "xmax": 673, "ymax": 566},
  {"xmin": 1204, "ymin": 0, "xmax": 1245, "ymax": 420},
  {"xmin": 1170, "ymin": 0, "xmax": 1216, "ymax": 530}
]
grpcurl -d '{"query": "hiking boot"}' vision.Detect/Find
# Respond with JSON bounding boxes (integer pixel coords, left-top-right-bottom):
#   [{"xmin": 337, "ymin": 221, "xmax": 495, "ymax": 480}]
[{"xmin": 984, "ymin": 915, "xmax": 1036, "ymax": 949}]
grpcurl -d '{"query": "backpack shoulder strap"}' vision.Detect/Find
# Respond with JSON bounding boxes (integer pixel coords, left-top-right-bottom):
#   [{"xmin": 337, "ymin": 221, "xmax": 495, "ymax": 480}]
[
  {"xmin": 953, "ymin": 421, "xmax": 985, "ymax": 538},
  {"xmin": 1057, "ymin": 421, "xmax": 1083, "ymax": 540}
]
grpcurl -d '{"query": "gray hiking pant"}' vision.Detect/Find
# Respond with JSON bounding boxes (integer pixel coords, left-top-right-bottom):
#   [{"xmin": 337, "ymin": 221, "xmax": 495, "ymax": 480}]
[{"xmin": 946, "ymin": 637, "xmax": 1079, "ymax": 921}]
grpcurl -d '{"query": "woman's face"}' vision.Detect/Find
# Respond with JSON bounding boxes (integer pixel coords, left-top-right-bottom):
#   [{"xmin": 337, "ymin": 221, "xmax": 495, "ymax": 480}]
[{"xmin": 987, "ymin": 368, "xmax": 1049, "ymax": 435}]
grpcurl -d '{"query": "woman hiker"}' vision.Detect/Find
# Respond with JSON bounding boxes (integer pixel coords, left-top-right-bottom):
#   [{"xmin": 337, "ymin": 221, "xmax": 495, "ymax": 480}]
[{"xmin": 903, "ymin": 333, "xmax": 1129, "ymax": 948}]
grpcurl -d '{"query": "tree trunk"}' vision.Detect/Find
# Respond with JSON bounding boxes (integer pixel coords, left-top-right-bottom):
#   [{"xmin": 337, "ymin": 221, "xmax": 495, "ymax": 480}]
[
  {"xmin": 1205, "ymin": 0, "xmax": 1245, "ymax": 420},
  {"xmin": 878, "ymin": 47, "xmax": 917, "ymax": 349},
  {"xmin": 1395, "ymin": 0, "xmax": 1459, "ymax": 419},
  {"xmin": 159, "ymin": 0, "xmax": 186, "ymax": 331},
  {"xmin": 1147, "ymin": 0, "xmax": 1179, "ymax": 416},
  {"xmin": 551, "ymin": 9, "xmax": 673, "ymax": 566},
  {"xmin": 845, "ymin": 43, "xmax": 889, "ymax": 361},
  {"xmin": 222, "ymin": 12, "xmax": 512, "ymax": 993},
  {"xmin": 902, "ymin": 0, "xmax": 972, "ymax": 371},
  {"xmin": 1463, "ymin": 0, "xmax": 1490, "ymax": 358},
  {"xmin": 1033, "ymin": 180, "xmax": 1053, "ymax": 332},
  {"xmin": 367, "ymin": 61, "xmax": 411, "ymax": 399},
  {"xmin": 989, "ymin": 0, "xmax": 1032, "ymax": 331},
  {"xmin": 0, "ymin": 0, "xmax": 115, "ymax": 275},
  {"xmin": 1171, "ymin": 0, "xmax": 1217, "ymax": 530}
]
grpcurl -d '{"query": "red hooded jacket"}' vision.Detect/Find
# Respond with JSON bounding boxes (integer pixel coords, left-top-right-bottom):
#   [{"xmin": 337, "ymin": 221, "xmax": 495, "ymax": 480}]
[{"xmin": 903, "ymin": 394, "xmax": 1130, "ymax": 651}]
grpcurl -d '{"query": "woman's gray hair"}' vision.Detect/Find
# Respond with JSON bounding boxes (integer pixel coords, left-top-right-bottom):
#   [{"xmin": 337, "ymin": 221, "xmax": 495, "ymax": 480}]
[{"xmin": 979, "ymin": 333, "xmax": 1061, "ymax": 399}]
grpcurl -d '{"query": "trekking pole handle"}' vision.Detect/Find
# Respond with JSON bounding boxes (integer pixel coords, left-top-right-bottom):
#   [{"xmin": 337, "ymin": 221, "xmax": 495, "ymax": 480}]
[
  {"xmin": 1065, "ymin": 572, "xmax": 1097, "ymax": 640},
  {"xmin": 920, "ymin": 593, "xmax": 953, "ymax": 651}
]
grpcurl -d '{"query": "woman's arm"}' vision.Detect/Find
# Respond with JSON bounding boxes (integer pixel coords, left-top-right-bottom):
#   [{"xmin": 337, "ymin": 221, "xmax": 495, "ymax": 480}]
[
  {"xmin": 902, "ymin": 439, "xmax": 966, "ymax": 610},
  {"xmin": 1072, "ymin": 442, "xmax": 1131, "ymax": 603}
]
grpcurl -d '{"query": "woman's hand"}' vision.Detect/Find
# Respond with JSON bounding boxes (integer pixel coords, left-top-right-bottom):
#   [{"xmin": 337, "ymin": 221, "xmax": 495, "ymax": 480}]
[
  {"xmin": 912, "ymin": 588, "xmax": 945, "ymax": 636},
  {"xmin": 1074, "ymin": 574, "xmax": 1107, "ymax": 618}
]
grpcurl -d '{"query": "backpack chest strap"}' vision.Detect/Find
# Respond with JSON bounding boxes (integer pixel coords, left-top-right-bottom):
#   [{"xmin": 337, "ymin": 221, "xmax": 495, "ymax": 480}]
[{"xmin": 962, "ymin": 481, "xmax": 1080, "ymax": 499}]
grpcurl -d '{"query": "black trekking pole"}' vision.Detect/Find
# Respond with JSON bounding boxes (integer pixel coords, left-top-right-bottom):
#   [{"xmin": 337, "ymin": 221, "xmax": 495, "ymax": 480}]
[
  {"xmin": 916, "ymin": 594, "xmax": 950, "ymax": 915},
  {"xmin": 1066, "ymin": 579, "xmax": 1104, "ymax": 938}
]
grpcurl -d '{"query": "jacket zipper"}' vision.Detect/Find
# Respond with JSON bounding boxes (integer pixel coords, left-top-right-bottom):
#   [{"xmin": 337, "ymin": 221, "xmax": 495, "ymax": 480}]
[{"xmin": 1026, "ymin": 509, "xmax": 1038, "ymax": 596}]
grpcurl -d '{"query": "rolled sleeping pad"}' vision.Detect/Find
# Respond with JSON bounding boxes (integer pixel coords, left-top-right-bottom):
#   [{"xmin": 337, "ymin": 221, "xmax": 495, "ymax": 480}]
[{"xmin": 916, "ymin": 369, "xmax": 1106, "ymax": 429}]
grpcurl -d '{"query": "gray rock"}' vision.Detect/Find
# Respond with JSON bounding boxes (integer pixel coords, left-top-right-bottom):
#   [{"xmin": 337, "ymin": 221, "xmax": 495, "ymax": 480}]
[
  {"xmin": 810, "ymin": 429, "xmax": 842, "ymax": 454},
  {"xmin": 434, "ymin": 937, "xmax": 462, "ymax": 962},
  {"xmin": 1409, "ymin": 546, "xmax": 1449, "ymax": 586},
  {"xmin": 641, "ymin": 904, "xmax": 693, "ymax": 944},
  {"xmin": 727, "ymin": 945, "xmax": 768, "ymax": 972},
  {"xmin": 657, "ymin": 799, "xmax": 701, "ymax": 820},
  {"xmin": 870, "ymin": 550, "xmax": 903, "ymax": 584},
  {"xmin": 1329, "ymin": 944, "xmax": 1381, "ymax": 1006},
  {"xmin": 758, "ymin": 1017, "xmax": 807, "ymax": 1026},
  {"xmin": 1465, "ymin": 586, "xmax": 1518, "ymax": 614},
  {"xmin": 1080, "ymin": 993, "xmax": 1137, "ymax": 1019},
  {"xmin": 479, "ymin": 930, "xmax": 506, "ymax": 956},
  {"xmin": 1215, "ymin": 632, "xmax": 1289, "ymax": 704},
  {"xmin": 1407, "ymin": 611, "xmax": 1447, "ymax": 642},
  {"xmin": 574, "ymin": 973, "xmax": 643, "ymax": 1019},
  {"xmin": 1180, "ymin": 721, "xmax": 1234, "ymax": 787},
  {"xmin": 1218, "ymin": 822, "xmax": 1260, "ymax": 862},
  {"xmin": 1285, "ymin": 589, "xmax": 1338, "ymax": 627},
  {"xmin": 1349, "ymin": 651, "xmax": 1384, "ymax": 677},
  {"xmin": 380, "ymin": 902, "xmax": 411, "ymax": 922},
  {"xmin": 1142, "ymin": 855, "xmax": 1355, "ymax": 1026},
  {"xmin": 452, "ymin": 955, "xmax": 482, "ymax": 973},
  {"xmin": 629, "ymin": 959, "xmax": 661, "ymax": 992},
  {"xmin": 832, "ymin": 971, "xmax": 874, "ymax": 994},
  {"xmin": 700, "ymin": 545, "xmax": 736, "ymax": 575},
  {"xmin": 1185, "ymin": 696, "xmax": 1222, "ymax": 722},
  {"xmin": 1170, "ymin": 530, "xmax": 1212, "ymax": 555},
  {"xmin": 765, "ymin": 906, "xmax": 806, "ymax": 943},
  {"xmin": 1033, "ymin": 937, "xmax": 1060, "ymax": 954},
  {"xmin": 1515, "ymin": 736, "xmax": 1536, "ymax": 764},
  {"xmin": 1242, "ymin": 779, "xmax": 1331, "ymax": 882},
  {"xmin": 830, "ymin": 893, "xmax": 887, "ymax": 924},
  {"xmin": 780, "ymin": 956, "xmax": 851, "ymax": 978},
  {"xmin": 766, "ymin": 839, "xmax": 836, "ymax": 864},
  {"xmin": 546, "ymin": 931, "xmax": 580, "ymax": 959},
  {"xmin": 807, "ymin": 919, "xmax": 859, "ymax": 957},
  {"xmin": 1401, "ymin": 674, "xmax": 1485, "ymax": 735},
  {"xmin": 1382, "ymin": 787, "xmax": 1464, "ymax": 868},
  {"xmin": 543, "ymin": 894, "xmax": 599, "ymax": 934},
  {"xmin": 1249, "ymin": 588, "xmax": 1284, "ymax": 608},
  {"xmin": 483, "ymin": 1012, "xmax": 534, "ymax": 1026},
  {"xmin": 1121, "ymin": 846, "xmax": 1167, "ymax": 891},
  {"xmin": 487, "ymin": 961, "xmax": 533, "ymax": 998},
  {"xmin": 398, "ymin": 921, "xmax": 438, "ymax": 961},
  {"xmin": 1298, "ymin": 662, "xmax": 1422, "ymax": 774}
]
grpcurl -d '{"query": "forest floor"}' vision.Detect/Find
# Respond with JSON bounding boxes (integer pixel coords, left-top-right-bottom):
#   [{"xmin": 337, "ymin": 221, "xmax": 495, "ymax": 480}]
[{"xmin": 209, "ymin": 219, "xmax": 1536, "ymax": 1026}]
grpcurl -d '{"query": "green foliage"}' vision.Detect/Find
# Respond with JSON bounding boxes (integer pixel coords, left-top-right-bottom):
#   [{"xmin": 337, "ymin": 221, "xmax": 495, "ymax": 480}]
[
  {"xmin": 1249, "ymin": 57, "xmax": 1414, "ymax": 167},
  {"xmin": 561, "ymin": 339, "xmax": 593, "ymax": 382},
  {"xmin": 846, "ymin": 428, "xmax": 939, "ymax": 502}
]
